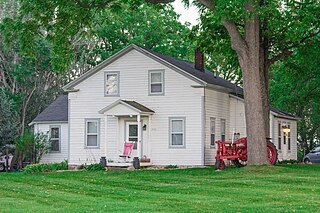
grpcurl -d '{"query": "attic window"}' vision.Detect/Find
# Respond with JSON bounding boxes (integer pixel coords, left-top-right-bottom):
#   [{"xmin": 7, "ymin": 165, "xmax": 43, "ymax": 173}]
[
  {"xmin": 149, "ymin": 70, "xmax": 164, "ymax": 95},
  {"xmin": 105, "ymin": 72, "xmax": 119, "ymax": 96}
]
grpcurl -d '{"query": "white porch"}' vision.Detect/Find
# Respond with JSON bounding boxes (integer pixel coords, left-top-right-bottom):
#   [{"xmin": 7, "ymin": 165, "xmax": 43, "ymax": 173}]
[{"xmin": 99, "ymin": 99, "xmax": 154, "ymax": 164}]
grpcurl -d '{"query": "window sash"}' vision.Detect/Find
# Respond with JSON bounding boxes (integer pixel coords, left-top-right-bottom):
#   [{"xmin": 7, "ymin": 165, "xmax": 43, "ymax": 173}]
[
  {"xmin": 170, "ymin": 118, "xmax": 185, "ymax": 147},
  {"xmin": 278, "ymin": 122, "xmax": 282, "ymax": 150},
  {"xmin": 287, "ymin": 124, "xmax": 291, "ymax": 151},
  {"xmin": 105, "ymin": 73, "xmax": 119, "ymax": 96},
  {"xmin": 210, "ymin": 117, "xmax": 216, "ymax": 147},
  {"xmin": 221, "ymin": 119, "xmax": 226, "ymax": 141},
  {"xmin": 150, "ymin": 71, "xmax": 163, "ymax": 94},
  {"xmin": 50, "ymin": 127, "xmax": 60, "ymax": 152},
  {"xmin": 86, "ymin": 120, "xmax": 99, "ymax": 147}
]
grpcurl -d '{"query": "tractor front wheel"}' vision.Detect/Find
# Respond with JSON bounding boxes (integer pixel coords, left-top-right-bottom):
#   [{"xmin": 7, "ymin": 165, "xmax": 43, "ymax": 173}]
[
  {"xmin": 214, "ymin": 159, "xmax": 225, "ymax": 170},
  {"xmin": 232, "ymin": 159, "xmax": 247, "ymax": 167},
  {"xmin": 0, "ymin": 163, "xmax": 5, "ymax": 172}
]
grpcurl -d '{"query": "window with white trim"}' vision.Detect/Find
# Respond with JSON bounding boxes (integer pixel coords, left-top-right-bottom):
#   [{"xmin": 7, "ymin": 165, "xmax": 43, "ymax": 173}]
[
  {"xmin": 105, "ymin": 72, "xmax": 119, "ymax": 96},
  {"xmin": 149, "ymin": 70, "xmax": 164, "ymax": 95},
  {"xmin": 50, "ymin": 126, "xmax": 60, "ymax": 152},
  {"xmin": 221, "ymin": 119, "xmax": 226, "ymax": 141},
  {"xmin": 288, "ymin": 124, "xmax": 291, "ymax": 151},
  {"xmin": 169, "ymin": 118, "xmax": 185, "ymax": 147},
  {"xmin": 210, "ymin": 117, "xmax": 216, "ymax": 147},
  {"xmin": 86, "ymin": 120, "xmax": 99, "ymax": 147},
  {"xmin": 278, "ymin": 122, "xmax": 282, "ymax": 150}
]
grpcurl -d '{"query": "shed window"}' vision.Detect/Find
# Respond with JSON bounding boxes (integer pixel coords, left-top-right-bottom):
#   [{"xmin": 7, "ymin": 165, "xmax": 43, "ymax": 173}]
[
  {"xmin": 50, "ymin": 127, "xmax": 60, "ymax": 152},
  {"xmin": 86, "ymin": 120, "xmax": 99, "ymax": 148},
  {"xmin": 169, "ymin": 118, "xmax": 185, "ymax": 147},
  {"xmin": 210, "ymin": 117, "xmax": 216, "ymax": 147},
  {"xmin": 288, "ymin": 124, "xmax": 291, "ymax": 151},
  {"xmin": 105, "ymin": 72, "xmax": 119, "ymax": 96},
  {"xmin": 278, "ymin": 122, "xmax": 282, "ymax": 150},
  {"xmin": 149, "ymin": 71, "xmax": 164, "ymax": 95}
]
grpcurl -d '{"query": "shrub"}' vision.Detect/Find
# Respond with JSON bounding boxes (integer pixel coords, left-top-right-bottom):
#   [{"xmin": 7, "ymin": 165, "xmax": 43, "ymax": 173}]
[
  {"xmin": 297, "ymin": 149, "xmax": 305, "ymax": 162},
  {"xmin": 85, "ymin": 163, "xmax": 105, "ymax": 171},
  {"xmin": 277, "ymin": 159, "xmax": 298, "ymax": 164},
  {"xmin": 164, "ymin": 165, "xmax": 178, "ymax": 169},
  {"xmin": 24, "ymin": 160, "xmax": 68, "ymax": 174}
]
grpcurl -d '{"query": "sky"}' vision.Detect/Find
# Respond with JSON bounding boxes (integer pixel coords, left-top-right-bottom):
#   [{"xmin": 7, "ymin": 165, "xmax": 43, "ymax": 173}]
[{"xmin": 172, "ymin": 1, "xmax": 199, "ymax": 26}]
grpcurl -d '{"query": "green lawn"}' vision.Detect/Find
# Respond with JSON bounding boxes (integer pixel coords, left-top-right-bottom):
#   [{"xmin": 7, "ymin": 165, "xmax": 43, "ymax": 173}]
[{"xmin": 0, "ymin": 164, "xmax": 319, "ymax": 212}]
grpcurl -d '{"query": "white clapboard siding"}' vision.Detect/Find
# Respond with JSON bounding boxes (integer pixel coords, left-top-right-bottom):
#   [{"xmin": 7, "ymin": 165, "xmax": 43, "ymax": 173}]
[
  {"xmin": 35, "ymin": 123, "xmax": 69, "ymax": 163},
  {"xmin": 229, "ymin": 96, "xmax": 247, "ymax": 138},
  {"xmin": 204, "ymin": 88, "xmax": 230, "ymax": 165},
  {"xmin": 68, "ymin": 49, "xmax": 204, "ymax": 165}
]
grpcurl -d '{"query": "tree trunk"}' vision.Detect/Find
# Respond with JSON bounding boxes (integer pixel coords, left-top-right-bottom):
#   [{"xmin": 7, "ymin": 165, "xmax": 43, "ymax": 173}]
[
  {"xmin": 242, "ymin": 3, "xmax": 269, "ymax": 165},
  {"xmin": 223, "ymin": 2, "xmax": 269, "ymax": 165}
]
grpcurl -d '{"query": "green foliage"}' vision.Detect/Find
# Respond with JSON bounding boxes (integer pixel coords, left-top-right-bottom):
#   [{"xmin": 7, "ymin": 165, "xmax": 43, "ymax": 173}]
[
  {"xmin": 276, "ymin": 159, "xmax": 298, "ymax": 164},
  {"xmin": 85, "ymin": 163, "xmax": 105, "ymax": 171},
  {"xmin": 164, "ymin": 164, "xmax": 178, "ymax": 169},
  {"xmin": 15, "ymin": 129, "xmax": 50, "ymax": 164},
  {"xmin": 2, "ymin": 0, "xmax": 193, "ymax": 71},
  {"xmin": 191, "ymin": 0, "xmax": 320, "ymax": 85},
  {"xmin": 1, "ymin": 165, "xmax": 320, "ymax": 212},
  {"xmin": 23, "ymin": 160, "xmax": 68, "ymax": 174},
  {"xmin": 270, "ymin": 42, "xmax": 320, "ymax": 151},
  {"xmin": 0, "ymin": 87, "xmax": 18, "ymax": 151},
  {"xmin": 297, "ymin": 149, "xmax": 305, "ymax": 163}
]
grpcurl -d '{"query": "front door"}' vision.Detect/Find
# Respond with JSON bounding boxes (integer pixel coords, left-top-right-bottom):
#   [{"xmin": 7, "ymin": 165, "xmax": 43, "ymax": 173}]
[{"xmin": 126, "ymin": 122, "xmax": 139, "ymax": 157}]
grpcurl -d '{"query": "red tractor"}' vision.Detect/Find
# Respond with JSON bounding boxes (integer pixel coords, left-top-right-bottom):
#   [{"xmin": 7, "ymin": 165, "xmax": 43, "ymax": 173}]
[{"xmin": 215, "ymin": 137, "xmax": 278, "ymax": 170}]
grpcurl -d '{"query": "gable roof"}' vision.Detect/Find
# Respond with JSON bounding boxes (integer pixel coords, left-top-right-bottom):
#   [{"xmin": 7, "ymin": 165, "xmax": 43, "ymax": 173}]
[
  {"xmin": 30, "ymin": 95, "xmax": 68, "ymax": 124},
  {"xmin": 63, "ymin": 44, "xmax": 243, "ymax": 95},
  {"xmin": 99, "ymin": 99, "xmax": 154, "ymax": 115},
  {"xmin": 122, "ymin": 100, "xmax": 154, "ymax": 113}
]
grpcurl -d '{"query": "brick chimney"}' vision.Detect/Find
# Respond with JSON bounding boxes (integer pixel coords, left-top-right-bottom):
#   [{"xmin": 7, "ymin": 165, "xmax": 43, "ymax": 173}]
[{"xmin": 194, "ymin": 48, "xmax": 204, "ymax": 72}]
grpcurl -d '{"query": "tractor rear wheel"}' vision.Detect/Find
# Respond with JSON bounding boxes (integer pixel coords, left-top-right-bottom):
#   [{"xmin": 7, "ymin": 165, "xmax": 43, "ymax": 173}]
[
  {"xmin": 267, "ymin": 141, "xmax": 278, "ymax": 165},
  {"xmin": 214, "ymin": 159, "xmax": 225, "ymax": 170}
]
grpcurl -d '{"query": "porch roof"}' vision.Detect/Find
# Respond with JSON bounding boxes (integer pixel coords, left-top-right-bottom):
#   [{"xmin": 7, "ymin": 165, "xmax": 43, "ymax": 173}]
[{"xmin": 99, "ymin": 99, "xmax": 154, "ymax": 116}]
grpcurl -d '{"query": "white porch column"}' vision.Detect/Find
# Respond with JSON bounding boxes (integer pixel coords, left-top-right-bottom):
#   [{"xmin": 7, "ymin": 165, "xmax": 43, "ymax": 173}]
[
  {"xmin": 137, "ymin": 114, "xmax": 141, "ymax": 158},
  {"xmin": 104, "ymin": 115, "xmax": 108, "ymax": 157}
]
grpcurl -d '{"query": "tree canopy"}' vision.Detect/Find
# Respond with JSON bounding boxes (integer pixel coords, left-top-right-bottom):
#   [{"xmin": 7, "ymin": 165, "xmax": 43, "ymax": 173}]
[{"xmin": 270, "ymin": 42, "xmax": 320, "ymax": 151}]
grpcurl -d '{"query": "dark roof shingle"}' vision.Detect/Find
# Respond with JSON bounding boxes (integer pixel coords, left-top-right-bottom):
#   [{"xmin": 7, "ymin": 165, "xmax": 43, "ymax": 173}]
[
  {"xmin": 32, "ymin": 95, "xmax": 68, "ymax": 123},
  {"xmin": 139, "ymin": 46, "xmax": 244, "ymax": 96}
]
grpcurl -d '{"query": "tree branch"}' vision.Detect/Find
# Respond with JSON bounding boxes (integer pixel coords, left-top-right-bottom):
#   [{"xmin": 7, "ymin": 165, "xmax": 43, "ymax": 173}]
[
  {"xmin": 268, "ymin": 30, "xmax": 320, "ymax": 66},
  {"xmin": 223, "ymin": 19, "xmax": 248, "ymax": 59},
  {"xmin": 198, "ymin": 0, "xmax": 215, "ymax": 10},
  {"xmin": 75, "ymin": 0, "xmax": 114, "ymax": 9}
]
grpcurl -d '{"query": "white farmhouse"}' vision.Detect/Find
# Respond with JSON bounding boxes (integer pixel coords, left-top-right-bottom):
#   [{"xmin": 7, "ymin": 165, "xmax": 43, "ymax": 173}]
[{"xmin": 30, "ymin": 44, "xmax": 298, "ymax": 166}]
